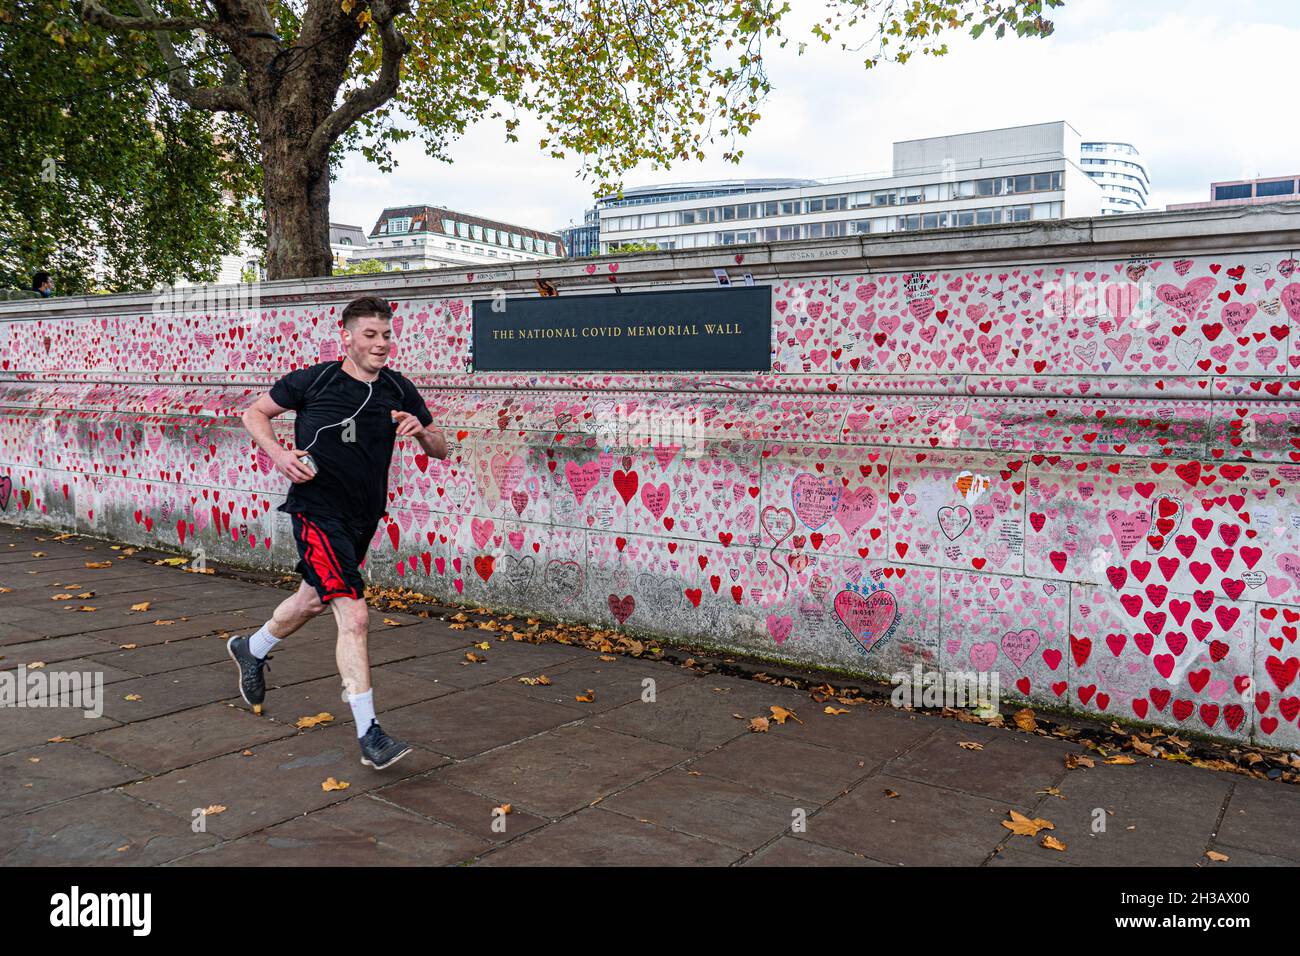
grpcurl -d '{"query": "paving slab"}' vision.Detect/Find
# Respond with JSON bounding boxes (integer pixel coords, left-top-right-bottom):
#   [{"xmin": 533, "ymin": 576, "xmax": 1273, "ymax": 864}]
[
  {"xmin": 124, "ymin": 724, "xmax": 446, "ymax": 841},
  {"xmin": 598, "ymin": 766, "xmax": 805, "ymax": 851},
  {"xmin": 0, "ymin": 789, "xmax": 219, "ymax": 865},
  {"xmin": 511, "ymin": 654, "xmax": 700, "ymax": 714},
  {"xmin": 170, "ymin": 799, "xmax": 488, "ymax": 867},
  {"xmin": 81, "ymin": 701, "xmax": 297, "ymax": 775},
  {"xmin": 439, "ymin": 723, "xmax": 693, "ymax": 818},
  {"xmin": 0, "ymin": 741, "xmax": 142, "ymax": 818},
  {"xmin": 1036, "ymin": 758, "xmax": 1234, "ymax": 866},
  {"xmin": 473, "ymin": 807, "xmax": 741, "ymax": 866},
  {"xmin": 1214, "ymin": 776, "xmax": 1300, "ymax": 862},
  {"xmin": 371, "ymin": 774, "xmax": 550, "ymax": 844},
  {"xmin": 741, "ymin": 835, "xmax": 891, "ymax": 867},
  {"xmin": 795, "ymin": 772, "xmax": 1027, "ymax": 866},
  {"xmin": 379, "ymin": 683, "xmax": 586, "ymax": 759},
  {"xmin": 382, "ymin": 637, "xmax": 592, "ymax": 689}
]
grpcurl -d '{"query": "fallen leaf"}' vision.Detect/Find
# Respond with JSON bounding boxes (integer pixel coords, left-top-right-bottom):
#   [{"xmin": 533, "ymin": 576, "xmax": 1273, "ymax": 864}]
[
  {"xmin": 51, "ymin": 593, "xmax": 73, "ymax": 600},
  {"xmin": 1104, "ymin": 755, "xmax": 1137, "ymax": 765},
  {"xmin": 748, "ymin": 716, "xmax": 770, "ymax": 733},
  {"xmin": 153, "ymin": 619, "xmax": 174, "ymax": 625},
  {"xmin": 1036, "ymin": 787, "xmax": 1064, "ymax": 798},
  {"xmin": 518, "ymin": 675, "xmax": 552, "ymax": 686},
  {"xmin": 321, "ymin": 777, "xmax": 350, "ymax": 792},
  {"xmin": 1002, "ymin": 810, "xmax": 1055, "ymax": 837},
  {"xmin": 474, "ymin": 641, "xmax": 490, "ymax": 649},
  {"xmin": 84, "ymin": 561, "xmax": 112, "ymax": 568},
  {"xmin": 158, "ymin": 557, "xmax": 188, "ymax": 566},
  {"xmin": 129, "ymin": 601, "xmax": 151, "ymax": 612},
  {"xmin": 958, "ymin": 741, "xmax": 984, "ymax": 751},
  {"xmin": 494, "ymin": 803, "xmax": 512, "ymax": 815},
  {"xmin": 1206, "ymin": 850, "xmax": 1229, "ymax": 862},
  {"xmin": 883, "ymin": 789, "xmax": 899, "ymax": 799},
  {"xmin": 464, "ymin": 651, "xmax": 485, "ymax": 663},
  {"xmin": 31, "ymin": 551, "xmax": 47, "ymax": 557},
  {"xmin": 118, "ymin": 643, "xmax": 138, "ymax": 650},
  {"xmin": 201, "ymin": 805, "xmax": 227, "ymax": 816},
  {"xmin": 1041, "ymin": 835, "xmax": 1067, "ymax": 852},
  {"xmin": 824, "ymin": 706, "xmax": 850, "ymax": 715},
  {"xmin": 1013, "ymin": 707, "xmax": 1038, "ymax": 732},
  {"xmin": 1065, "ymin": 753, "xmax": 1095, "ymax": 769},
  {"xmin": 124, "ymin": 694, "xmax": 142, "ymax": 701},
  {"xmin": 575, "ymin": 689, "xmax": 596, "ymax": 703},
  {"xmin": 47, "ymin": 736, "xmax": 70, "ymax": 743},
  {"xmin": 382, "ymin": 618, "xmax": 401, "ymax": 626},
  {"xmin": 769, "ymin": 705, "xmax": 803, "ymax": 725},
  {"xmin": 295, "ymin": 712, "xmax": 334, "ymax": 729},
  {"xmin": 29, "ymin": 661, "xmax": 46, "ymax": 669}
]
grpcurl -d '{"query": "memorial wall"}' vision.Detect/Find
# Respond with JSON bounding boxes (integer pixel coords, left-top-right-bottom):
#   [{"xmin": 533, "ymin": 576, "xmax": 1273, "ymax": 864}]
[{"xmin": 2, "ymin": 205, "xmax": 1299, "ymax": 746}]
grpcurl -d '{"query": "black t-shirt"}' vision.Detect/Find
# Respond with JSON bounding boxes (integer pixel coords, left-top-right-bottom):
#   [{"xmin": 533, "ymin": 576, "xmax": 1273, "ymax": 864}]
[{"xmin": 269, "ymin": 361, "xmax": 433, "ymax": 522}]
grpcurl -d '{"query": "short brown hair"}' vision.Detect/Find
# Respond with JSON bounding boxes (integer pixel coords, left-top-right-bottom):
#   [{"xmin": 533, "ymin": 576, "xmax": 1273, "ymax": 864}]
[{"xmin": 341, "ymin": 295, "xmax": 392, "ymax": 330}]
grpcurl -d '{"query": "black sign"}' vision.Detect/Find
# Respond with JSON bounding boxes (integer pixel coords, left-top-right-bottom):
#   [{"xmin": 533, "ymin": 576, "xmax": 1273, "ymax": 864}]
[{"xmin": 472, "ymin": 285, "xmax": 772, "ymax": 372}]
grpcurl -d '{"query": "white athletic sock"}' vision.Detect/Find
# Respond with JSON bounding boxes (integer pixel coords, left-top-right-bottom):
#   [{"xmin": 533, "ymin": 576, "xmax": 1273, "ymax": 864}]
[
  {"xmin": 248, "ymin": 623, "xmax": 280, "ymax": 659},
  {"xmin": 348, "ymin": 688, "xmax": 376, "ymax": 738}
]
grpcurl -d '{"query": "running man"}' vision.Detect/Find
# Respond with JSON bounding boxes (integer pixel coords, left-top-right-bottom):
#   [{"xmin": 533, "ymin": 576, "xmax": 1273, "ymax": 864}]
[{"xmin": 230, "ymin": 295, "xmax": 448, "ymax": 769}]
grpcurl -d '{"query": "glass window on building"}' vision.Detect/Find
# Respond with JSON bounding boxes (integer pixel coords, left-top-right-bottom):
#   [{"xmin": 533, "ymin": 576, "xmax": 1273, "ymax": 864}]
[
  {"xmin": 1214, "ymin": 183, "xmax": 1253, "ymax": 200},
  {"xmin": 824, "ymin": 221, "xmax": 842, "ymax": 237},
  {"xmin": 955, "ymin": 210, "xmax": 975, "ymax": 227},
  {"xmin": 1032, "ymin": 172, "xmax": 1054, "ymax": 191},
  {"xmin": 456, "ymin": 222, "xmax": 469, "ymax": 238},
  {"xmin": 471, "ymin": 225, "xmax": 483, "ymax": 240},
  {"xmin": 781, "ymin": 200, "xmax": 800, "ymax": 215},
  {"xmin": 873, "ymin": 191, "xmax": 896, "ymax": 206},
  {"xmin": 1013, "ymin": 175, "xmax": 1032, "ymax": 193},
  {"xmin": 900, "ymin": 187, "xmax": 923, "ymax": 204},
  {"xmin": 485, "ymin": 228, "xmax": 496, "ymax": 243},
  {"xmin": 977, "ymin": 178, "xmax": 995, "ymax": 197},
  {"xmin": 779, "ymin": 225, "xmax": 797, "ymax": 240},
  {"xmin": 722, "ymin": 206, "xmax": 736, "ymax": 221},
  {"xmin": 764, "ymin": 227, "xmax": 779, "ymax": 241},
  {"xmin": 807, "ymin": 222, "xmax": 824, "ymax": 238},
  {"xmin": 1255, "ymin": 179, "xmax": 1296, "ymax": 197},
  {"xmin": 681, "ymin": 210, "xmax": 697, "ymax": 225},
  {"xmin": 764, "ymin": 201, "xmax": 779, "ymax": 217},
  {"xmin": 976, "ymin": 208, "xmax": 995, "ymax": 225},
  {"xmin": 807, "ymin": 197, "xmax": 824, "ymax": 213},
  {"xmin": 922, "ymin": 213, "xmax": 939, "ymax": 229}
]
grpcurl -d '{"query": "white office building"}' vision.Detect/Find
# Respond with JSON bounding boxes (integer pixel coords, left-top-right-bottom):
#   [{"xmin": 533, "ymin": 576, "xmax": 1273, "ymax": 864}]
[
  {"xmin": 598, "ymin": 122, "xmax": 1124, "ymax": 252},
  {"xmin": 351, "ymin": 205, "xmax": 565, "ymax": 271},
  {"xmin": 1080, "ymin": 141, "xmax": 1149, "ymax": 214}
]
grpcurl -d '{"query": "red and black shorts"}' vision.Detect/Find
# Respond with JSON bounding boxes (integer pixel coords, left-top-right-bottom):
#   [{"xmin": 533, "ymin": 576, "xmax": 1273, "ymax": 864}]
[{"xmin": 290, "ymin": 512, "xmax": 381, "ymax": 602}]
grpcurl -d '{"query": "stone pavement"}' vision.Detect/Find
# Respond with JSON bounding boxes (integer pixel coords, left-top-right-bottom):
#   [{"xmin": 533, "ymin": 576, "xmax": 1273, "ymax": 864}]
[{"xmin": 1, "ymin": 522, "xmax": 1298, "ymax": 868}]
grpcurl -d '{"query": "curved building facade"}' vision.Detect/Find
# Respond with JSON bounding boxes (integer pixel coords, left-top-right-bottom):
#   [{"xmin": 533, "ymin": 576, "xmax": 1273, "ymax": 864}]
[{"xmin": 1080, "ymin": 141, "xmax": 1150, "ymax": 214}]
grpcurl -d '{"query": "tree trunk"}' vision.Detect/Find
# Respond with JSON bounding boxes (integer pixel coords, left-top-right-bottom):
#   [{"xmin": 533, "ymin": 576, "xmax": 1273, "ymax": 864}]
[{"xmin": 261, "ymin": 138, "xmax": 334, "ymax": 281}]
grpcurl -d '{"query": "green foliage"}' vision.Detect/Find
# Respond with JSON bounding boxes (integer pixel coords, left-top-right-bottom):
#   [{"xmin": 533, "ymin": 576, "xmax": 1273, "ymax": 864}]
[
  {"xmin": 334, "ymin": 256, "xmax": 385, "ymax": 275},
  {"xmin": 0, "ymin": 0, "xmax": 260, "ymax": 294}
]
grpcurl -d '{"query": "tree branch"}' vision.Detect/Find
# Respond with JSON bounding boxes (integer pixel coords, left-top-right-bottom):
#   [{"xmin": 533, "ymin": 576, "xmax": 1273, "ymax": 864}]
[
  {"xmin": 81, "ymin": 0, "xmax": 254, "ymax": 115},
  {"xmin": 305, "ymin": 0, "xmax": 409, "ymax": 167}
]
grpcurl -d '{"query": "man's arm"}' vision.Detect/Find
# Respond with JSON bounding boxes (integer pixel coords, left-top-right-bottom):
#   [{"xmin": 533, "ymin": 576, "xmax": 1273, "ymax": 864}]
[
  {"xmin": 392, "ymin": 411, "xmax": 449, "ymax": 460},
  {"xmin": 241, "ymin": 393, "xmax": 316, "ymax": 483}
]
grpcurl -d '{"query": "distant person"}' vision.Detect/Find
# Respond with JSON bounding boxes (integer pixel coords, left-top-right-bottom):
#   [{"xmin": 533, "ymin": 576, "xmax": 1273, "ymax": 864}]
[
  {"xmin": 231, "ymin": 295, "xmax": 448, "ymax": 769},
  {"xmin": 31, "ymin": 271, "xmax": 53, "ymax": 297}
]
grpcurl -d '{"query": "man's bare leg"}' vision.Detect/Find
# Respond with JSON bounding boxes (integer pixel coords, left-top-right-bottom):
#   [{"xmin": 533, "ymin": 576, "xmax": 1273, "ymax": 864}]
[
  {"xmin": 228, "ymin": 580, "xmax": 327, "ymax": 714},
  {"xmin": 331, "ymin": 594, "xmax": 372, "ymax": 700}
]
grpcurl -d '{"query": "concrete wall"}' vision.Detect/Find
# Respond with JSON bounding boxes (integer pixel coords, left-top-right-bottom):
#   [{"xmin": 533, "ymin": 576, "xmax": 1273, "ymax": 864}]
[{"xmin": 3, "ymin": 205, "xmax": 1300, "ymax": 747}]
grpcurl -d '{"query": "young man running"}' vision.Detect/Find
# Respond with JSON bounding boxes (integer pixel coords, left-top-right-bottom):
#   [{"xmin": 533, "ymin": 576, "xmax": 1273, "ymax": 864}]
[{"xmin": 231, "ymin": 295, "xmax": 448, "ymax": 769}]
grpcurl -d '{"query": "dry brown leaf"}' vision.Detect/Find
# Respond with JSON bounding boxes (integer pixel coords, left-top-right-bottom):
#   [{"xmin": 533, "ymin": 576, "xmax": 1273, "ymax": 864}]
[
  {"xmin": 31, "ymin": 551, "xmax": 47, "ymax": 557},
  {"xmin": 51, "ymin": 593, "xmax": 73, "ymax": 600},
  {"xmin": 958, "ymin": 741, "xmax": 984, "ymax": 751},
  {"xmin": 202, "ymin": 805, "xmax": 227, "ymax": 816},
  {"xmin": 29, "ymin": 661, "xmax": 46, "ymax": 669},
  {"xmin": 28, "ymin": 756, "xmax": 40, "ymax": 763},
  {"xmin": 769, "ymin": 705, "xmax": 803, "ymax": 725},
  {"xmin": 1065, "ymin": 753, "xmax": 1095, "ymax": 769},
  {"xmin": 0, "ymin": 586, "xmax": 11, "ymax": 593},
  {"xmin": 382, "ymin": 618, "xmax": 401, "ymax": 626},
  {"xmin": 1001, "ymin": 810, "xmax": 1055, "ymax": 837},
  {"xmin": 883, "ymin": 789, "xmax": 900, "ymax": 799},
  {"xmin": 118, "ymin": 643, "xmax": 138, "ymax": 650},
  {"xmin": 130, "ymin": 601, "xmax": 151, "ymax": 612},
  {"xmin": 1041, "ymin": 835, "xmax": 1067, "ymax": 852},
  {"xmin": 748, "ymin": 716, "xmax": 770, "ymax": 733},
  {"xmin": 73, "ymin": 605, "xmax": 96, "ymax": 612},
  {"xmin": 153, "ymin": 619, "xmax": 174, "ymax": 626},
  {"xmin": 575, "ymin": 689, "xmax": 596, "ymax": 703},
  {"xmin": 321, "ymin": 777, "xmax": 349, "ymax": 792},
  {"xmin": 47, "ymin": 736, "xmax": 70, "ymax": 743},
  {"xmin": 473, "ymin": 641, "xmax": 490, "ymax": 649},
  {"xmin": 123, "ymin": 694, "xmax": 142, "ymax": 701},
  {"xmin": 824, "ymin": 706, "xmax": 850, "ymax": 715},
  {"xmin": 1013, "ymin": 708, "xmax": 1038, "ymax": 732},
  {"xmin": 295, "ymin": 712, "xmax": 334, "ymax": 729},
  {"xmin": 494, "ymin": 803, "xmax": 512, "ymax": 815},
  {"xmin": 518, "ymin": 675, "xmax": 552, "ymax": 686},
  {"xmin": 1104, "ymin": 755, "xmax": 1137, "ymax": 765},
  {"xmin": 598, "ymin": 654, "xmax": 617, "ymax": 662},
  {"xmin": 1205, "ymin": 850, "xmax": 1229, "ymax": 862},
  {"xmin": 448, "ymin": 623, "xmax": 467, "ymax": 630},
  {"xmin": 84, "ymin": 560, "xmax": 112, "ymax": 568},
  {"xmin": 464, "ymin": 652, "xmax": 485, "ymax": 663},
  {"xmin": 1036, "ymin": 787, "xmax": 1064, "ymax": 798}
]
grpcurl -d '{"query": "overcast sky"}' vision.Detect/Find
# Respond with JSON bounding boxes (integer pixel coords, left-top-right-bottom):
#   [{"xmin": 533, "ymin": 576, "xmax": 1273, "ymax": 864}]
[{"xmin": 329, "ymin": 0, "xmax": 1300, "ymax": 235}]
